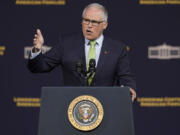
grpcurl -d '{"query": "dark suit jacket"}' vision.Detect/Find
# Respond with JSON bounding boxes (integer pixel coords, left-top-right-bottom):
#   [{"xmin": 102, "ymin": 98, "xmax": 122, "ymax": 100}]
[{"xmin": 28, "ymin": 34, "xmax": 136, "ymax": 89}]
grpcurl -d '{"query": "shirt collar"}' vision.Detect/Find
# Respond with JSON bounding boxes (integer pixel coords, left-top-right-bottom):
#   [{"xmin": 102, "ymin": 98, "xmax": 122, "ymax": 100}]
[{"xmin": 85, "ymin": 34, "xmax": 104, "ymax": 46}]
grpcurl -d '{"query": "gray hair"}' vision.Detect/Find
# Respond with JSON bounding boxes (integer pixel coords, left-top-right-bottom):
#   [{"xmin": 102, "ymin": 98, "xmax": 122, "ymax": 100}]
[{"xmin": 82, "ymin": 3, "xmax": 108, "ymax": 22}]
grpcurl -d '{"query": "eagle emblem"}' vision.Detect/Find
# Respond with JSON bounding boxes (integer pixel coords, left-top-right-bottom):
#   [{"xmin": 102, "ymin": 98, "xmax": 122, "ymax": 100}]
[{"xmin": 78, "ymin": 104, "xmax": 94, "ymax": 122}]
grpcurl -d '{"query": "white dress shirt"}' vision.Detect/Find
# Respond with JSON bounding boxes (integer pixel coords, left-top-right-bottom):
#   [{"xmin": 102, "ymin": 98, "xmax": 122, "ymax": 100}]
[{"xmin": 84, "ymin": 34, "xmax": 104, "ymax": 67}]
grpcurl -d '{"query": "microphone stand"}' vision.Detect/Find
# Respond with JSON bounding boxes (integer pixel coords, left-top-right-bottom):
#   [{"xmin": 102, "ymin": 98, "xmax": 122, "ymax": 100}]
[{"xmin": 76, "ymin": 59, "xmax": 96, "ymax": 86}]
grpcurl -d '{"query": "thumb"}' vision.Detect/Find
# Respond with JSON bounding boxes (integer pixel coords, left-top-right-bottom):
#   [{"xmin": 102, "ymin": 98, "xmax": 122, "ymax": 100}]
[{"xmin": 37, "ymin": 29, "xmax": 42, "ymax": 37}]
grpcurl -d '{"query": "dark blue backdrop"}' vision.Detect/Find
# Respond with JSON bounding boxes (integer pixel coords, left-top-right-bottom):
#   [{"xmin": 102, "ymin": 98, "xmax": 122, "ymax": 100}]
[{"xmin": 1, "ymin": 0, "xmax": 180, "ymax": 135}]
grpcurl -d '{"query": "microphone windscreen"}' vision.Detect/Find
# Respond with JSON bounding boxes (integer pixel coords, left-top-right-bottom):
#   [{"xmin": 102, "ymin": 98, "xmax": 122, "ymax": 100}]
[{"xmin": 89, "ymin": 59, "xmax": 96, "ymax": 68}]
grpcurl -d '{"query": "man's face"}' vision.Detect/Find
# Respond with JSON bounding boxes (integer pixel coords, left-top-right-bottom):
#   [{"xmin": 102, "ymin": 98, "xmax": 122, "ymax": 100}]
[{"xmin": 82, "ymin": 7, "xmax": 108, "ymax": 40}]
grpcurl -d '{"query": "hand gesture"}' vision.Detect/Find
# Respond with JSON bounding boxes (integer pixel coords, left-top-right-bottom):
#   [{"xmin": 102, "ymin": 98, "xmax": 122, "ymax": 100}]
[{"xmin": 33, "ymin": 29, "xmax": 44, "ymax": 53}]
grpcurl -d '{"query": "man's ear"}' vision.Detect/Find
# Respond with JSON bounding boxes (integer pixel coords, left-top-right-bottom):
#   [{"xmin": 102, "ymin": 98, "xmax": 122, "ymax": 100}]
[{"xmin": 103, "ymin": 22, "xmax": 108, "ymax": 30}]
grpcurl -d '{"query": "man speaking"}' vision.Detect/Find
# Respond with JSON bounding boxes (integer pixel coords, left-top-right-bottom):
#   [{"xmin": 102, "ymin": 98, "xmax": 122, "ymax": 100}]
[{"xmin": 28, "ymin": 3, "xmax": 137, "ymax": 101}]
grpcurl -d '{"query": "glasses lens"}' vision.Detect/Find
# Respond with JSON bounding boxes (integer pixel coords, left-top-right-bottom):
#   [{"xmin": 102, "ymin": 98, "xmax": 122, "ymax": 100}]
[
  {"xmin": 83, "ymin": 18, "xmax": 89, "ymax": 25},
  {"xmin": 91, "ymin": 21, "xmax": 99, "ymax": 26},
  {"xmin": 82, "ymin": 18, "xmax": 103, "ymax": 26}
]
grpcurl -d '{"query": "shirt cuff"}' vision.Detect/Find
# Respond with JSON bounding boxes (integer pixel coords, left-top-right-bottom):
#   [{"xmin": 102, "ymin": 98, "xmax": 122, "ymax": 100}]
[{"xmin": 30, "ymin": 49, "xmax": 41, "ymax": 59}]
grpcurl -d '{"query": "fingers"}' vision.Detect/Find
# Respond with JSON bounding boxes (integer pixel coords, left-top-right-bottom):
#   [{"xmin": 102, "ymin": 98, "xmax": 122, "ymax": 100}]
[
  {"xmin": 129, "ymin": 88, "xmax": 137, "ymax": 102},
  {"xmin": 37, "ymin": 29, "xmax": 42, "ymax": 37},
  {"xmin": 120, "ymin": 86, "xmax": 137, "ymax": 102},
  {"xmin": 34, "ymin": 29, "xmax": 42, "ymax": 41},
  {"xmin": 33, "ymin": 29, "xmax": 44, "ymax": 50},
  {"xmin": 33, "ymin": 34, "xmax": 38, "ymax": 46}
]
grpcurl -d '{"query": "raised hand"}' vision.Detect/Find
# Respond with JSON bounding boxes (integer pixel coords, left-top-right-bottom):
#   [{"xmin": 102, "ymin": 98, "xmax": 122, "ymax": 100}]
[{"xmin": 33, "ymin": 29, "xmax": 44, "ymax": 53}]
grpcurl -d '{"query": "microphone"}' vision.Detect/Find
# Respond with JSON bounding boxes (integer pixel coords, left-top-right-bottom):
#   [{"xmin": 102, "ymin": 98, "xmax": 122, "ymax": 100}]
[
  {"xmin": 76, "ymin": 60, "xmax": 84, "ymax": 77},
  {"xmin": 76, "ymin": 60, "xmax": 88, "ymax": 86},
  {"xmin": 88, "ymin": 59, "xmax": 96, "ymax": 73},
  {"xmin": 76, "ymin": 59, "xmax": 96, "ymax": 86}
]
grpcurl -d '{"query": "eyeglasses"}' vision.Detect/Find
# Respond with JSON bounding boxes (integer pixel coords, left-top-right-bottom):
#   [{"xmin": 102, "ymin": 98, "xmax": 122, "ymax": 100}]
[{"xmin": 82, "ymin": 18, "xmax": 104, "ymax": 26}]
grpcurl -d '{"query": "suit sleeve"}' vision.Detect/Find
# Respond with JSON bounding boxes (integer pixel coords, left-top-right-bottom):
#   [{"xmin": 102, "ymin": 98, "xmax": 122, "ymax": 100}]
[
  {"xmin": 27, "ymin": 39, "xmax": 63, "ymax": 73},
  {"xmin": 116, "ymin": 45, "xmax": 136, "ymax": 90}
]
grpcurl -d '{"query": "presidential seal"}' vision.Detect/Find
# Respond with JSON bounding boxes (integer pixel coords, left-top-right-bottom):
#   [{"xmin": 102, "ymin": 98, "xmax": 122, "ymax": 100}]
[{"xmin": 67, "ymin": 95, "xmax": 104, "ymax": 131}]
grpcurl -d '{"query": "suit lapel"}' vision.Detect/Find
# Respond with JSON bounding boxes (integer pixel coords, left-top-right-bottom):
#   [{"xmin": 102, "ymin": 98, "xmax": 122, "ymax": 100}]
[
  {"xmin": 78, "ymin": 36, "xmax": 86, "ymax": 66},
  {"xmin": 73, "ymin": 35, "xmax": 86, "ymax": 73},
  {"xmin": 93, "ymin": 37, "xmax": 109, "ymax": 81}
]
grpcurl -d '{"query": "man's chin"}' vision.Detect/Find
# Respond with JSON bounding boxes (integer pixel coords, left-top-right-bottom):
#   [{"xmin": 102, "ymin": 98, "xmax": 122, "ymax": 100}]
[{"xmin": 84, "ymin": 35, "xmax": 96, "ymax": 40}]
